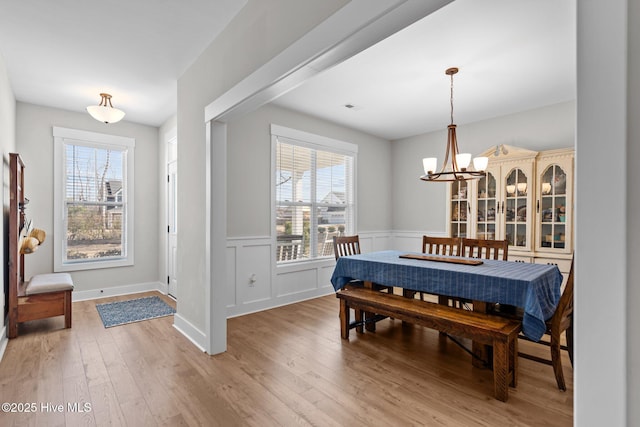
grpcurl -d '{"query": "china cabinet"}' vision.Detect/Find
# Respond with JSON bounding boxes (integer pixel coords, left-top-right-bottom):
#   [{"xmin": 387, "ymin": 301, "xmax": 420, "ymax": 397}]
[{"xmin": 447, "ymin": 145, "xmax": 574, "ymax": 282}]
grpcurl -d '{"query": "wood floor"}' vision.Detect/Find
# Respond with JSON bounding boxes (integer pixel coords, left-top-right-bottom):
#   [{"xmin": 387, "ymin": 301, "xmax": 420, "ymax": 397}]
[{"xmin": 0, "ymin": 291, "xmax": 573, "ymax": 426}]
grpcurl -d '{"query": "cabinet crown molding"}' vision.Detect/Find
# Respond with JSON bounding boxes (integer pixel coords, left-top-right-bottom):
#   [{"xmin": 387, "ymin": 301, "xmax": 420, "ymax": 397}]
[{"xmin": 479, "ymin": 144, "xmax": 538, "ymax": 161}]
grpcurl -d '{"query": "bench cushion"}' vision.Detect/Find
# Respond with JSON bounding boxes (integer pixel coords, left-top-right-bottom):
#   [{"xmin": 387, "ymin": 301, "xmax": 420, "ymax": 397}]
[{"xmin": 26, "ymin": 273, "xmax": 74, "ymax": 295}]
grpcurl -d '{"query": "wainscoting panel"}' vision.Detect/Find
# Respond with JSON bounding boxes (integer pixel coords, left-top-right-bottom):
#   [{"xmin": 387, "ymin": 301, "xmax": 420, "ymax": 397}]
[
  {"xmin": 391, "ymin": 230, "xmax": 447, "ymax": 252},
  {"xmin": 276, "ymin": 268, "xmax": 318, "ymax": 297},
  {"xmin": 237, "ymin": 243, "xmax": 272, "ymax": 305},
  {"xmin": 226, "ymin": 231, "xmax": 408, "ymax": 318}
]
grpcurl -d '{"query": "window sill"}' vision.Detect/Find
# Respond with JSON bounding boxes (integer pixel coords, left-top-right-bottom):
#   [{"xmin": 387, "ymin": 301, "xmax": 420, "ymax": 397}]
[{"xmin": 54, "ymin": 257, "xmax": 133, "ymax": 272}]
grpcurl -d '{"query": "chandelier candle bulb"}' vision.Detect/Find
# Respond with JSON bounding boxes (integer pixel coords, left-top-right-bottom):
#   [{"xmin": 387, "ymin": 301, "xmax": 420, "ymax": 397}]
[
  {"xmin": 455, "ymin": 153, "xmax": 471, "ymax": 170},
  {"xmin": 473, "ymin": 156, "xmax": 489, "ymax": 171},
  {"xmin": 423, "ymin": 157, "xmax": 437, "ymax": 174}
]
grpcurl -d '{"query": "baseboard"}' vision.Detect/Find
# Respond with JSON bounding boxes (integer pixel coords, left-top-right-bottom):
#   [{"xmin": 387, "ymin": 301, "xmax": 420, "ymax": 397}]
[
  {"xmin": 227, "ymin": 287, "xmax": 334, "ymax": 319},
  {"xmin": 173, "ymin": 313, "xmax": 207, "ymax": 352},
  {"xmin": 0, "ymin": 326, "xmax": 8, "ymax": 363},
  {"xmin": 72, "ymin": 282, "xmax": 165, "ymax": 302}
]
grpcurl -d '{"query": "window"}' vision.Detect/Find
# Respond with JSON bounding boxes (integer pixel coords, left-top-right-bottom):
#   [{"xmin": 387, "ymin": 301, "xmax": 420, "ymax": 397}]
[
  {"xmin": 272, "ymin": 125, "xmax": 357, "ymax": 263},
  {"xmin": 53, "ymin": 127, "xmax": 134, "ymax": 271}
]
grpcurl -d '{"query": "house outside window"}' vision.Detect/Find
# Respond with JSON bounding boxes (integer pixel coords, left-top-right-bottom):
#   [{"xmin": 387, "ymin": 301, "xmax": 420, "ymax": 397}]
[
  {"xmin": 272, "ymin": 125, "xmax": 357, "ymax": 263},
  {"xmin": 53, "ymin": 127, "xmax": 135, "ymax": 271}
]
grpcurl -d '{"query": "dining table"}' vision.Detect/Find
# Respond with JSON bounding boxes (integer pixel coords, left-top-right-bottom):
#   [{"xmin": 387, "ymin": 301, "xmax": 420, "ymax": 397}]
[{"xmin": 330, "ymin": 250, "xmax": 563, "ymax": 342}]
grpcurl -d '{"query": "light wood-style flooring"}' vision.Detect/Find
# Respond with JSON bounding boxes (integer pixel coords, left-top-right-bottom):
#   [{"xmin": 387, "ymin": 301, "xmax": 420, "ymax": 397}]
[{"xmin": 0, "ymin": 291, "xmax": 572, "ymax": 426}]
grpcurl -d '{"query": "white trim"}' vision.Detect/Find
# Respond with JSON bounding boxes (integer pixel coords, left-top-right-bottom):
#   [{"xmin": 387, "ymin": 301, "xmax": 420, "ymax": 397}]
[
  {"xmin": 53, "ymin": 127, "xmax": 135, "ymax": 147},
  {"xmin": 71, "ymin": 281, "xmax": 164, "ymax": 302},
  {"xmin": 173, "ymin": 314, "xmax": 207, "ymax": 352},
  {"xmin": 0, "ymin": 329, "xmax": 7, "ymax": 364},
  {"xmin": 53, "ymin": 127, "xmax": 135, "ymax": 272},
  {"xmin": 165, "ymin": 127, "xmax": 177, "ymax": 145},
  {"xmin": 206, "ymin": 121, "xmax": 227, "ymax": 355},
  {"xmin": 271, "ymin": 124, "xmax": 358, "ymax": 155}
]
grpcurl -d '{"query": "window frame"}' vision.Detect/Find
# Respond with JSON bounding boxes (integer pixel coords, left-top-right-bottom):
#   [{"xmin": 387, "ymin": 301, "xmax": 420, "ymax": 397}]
[
  {"xmin": 53, "ymin": 127, "xmax": 135, "ymax": 272},
  {"xmin": 271, "ymin": 124, "xmax": 357, "ymax": 264}
]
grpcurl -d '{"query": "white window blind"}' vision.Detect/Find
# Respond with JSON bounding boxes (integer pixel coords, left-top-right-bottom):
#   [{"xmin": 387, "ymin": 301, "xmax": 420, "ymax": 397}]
[{"xmin": 273, "ymin": 125, "xmax": 356, "ymax": 263}]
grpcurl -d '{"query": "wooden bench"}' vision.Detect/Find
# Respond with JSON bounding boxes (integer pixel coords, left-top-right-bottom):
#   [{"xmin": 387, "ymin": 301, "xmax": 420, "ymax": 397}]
[
  {"xmin": 336, "ymin": 285, "xmax": 522, "ymax": 402},
  {"xmin": 7, "ymin": 153, "xmax": 74, "ymax": 339}
]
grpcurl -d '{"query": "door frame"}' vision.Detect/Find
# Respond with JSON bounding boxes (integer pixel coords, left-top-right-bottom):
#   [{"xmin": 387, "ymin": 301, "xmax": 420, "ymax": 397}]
[{"xmin": 165, "ymin": 128, "xmax": 177, "ymax": 297}]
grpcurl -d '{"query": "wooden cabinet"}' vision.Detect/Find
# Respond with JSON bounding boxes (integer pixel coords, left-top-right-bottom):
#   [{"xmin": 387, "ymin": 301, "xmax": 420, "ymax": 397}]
[{"xmin": 448, "ymin": 145, "xmax": 574, "ymax": 278}]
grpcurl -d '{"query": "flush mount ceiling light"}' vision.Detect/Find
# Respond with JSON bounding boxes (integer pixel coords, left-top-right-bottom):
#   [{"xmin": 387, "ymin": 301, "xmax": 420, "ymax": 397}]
[
  {"xmin": 86, "ymin": 93, "xmax": 125, "ymax": 124},
  {"xmin": 420, "ymin": 67, "xmax": 487, "ymax": 182}
]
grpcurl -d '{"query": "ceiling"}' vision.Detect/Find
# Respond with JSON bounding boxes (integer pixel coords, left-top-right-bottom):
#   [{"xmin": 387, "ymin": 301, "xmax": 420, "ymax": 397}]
[
  {"xmin": 0, "ymin": 0, "xmax": 575, "ymax": 136},
  {"xmin": 273, "ymin": 0, "xmax": 576, "ymax": 140},
  {"xmin": 0, "ymin": 0, "xmax": 247, "ymax": 127}
]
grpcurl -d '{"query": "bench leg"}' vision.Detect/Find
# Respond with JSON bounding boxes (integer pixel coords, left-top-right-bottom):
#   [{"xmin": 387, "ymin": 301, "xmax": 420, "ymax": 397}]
[
  {"xmin": 8, "ymin": 309, "xmax": 18, "ymax": 339},
  {"xmin": 510, "ymin": 336, "xmax": 518, "ymax": 387},
  {"xmin": 493, "ymin": 340, "xmax": 509, "ymax": 402},
  {"xmin": 64, "ymin": 290, "xmax": 72, "ymax": 329},
  {"xmin": 339, "ymin": 299, "xmax": 350, "ymax": 340},
  {"xmin": 354, "ymin": 308, "xmax": 363, "ymax": 334}
]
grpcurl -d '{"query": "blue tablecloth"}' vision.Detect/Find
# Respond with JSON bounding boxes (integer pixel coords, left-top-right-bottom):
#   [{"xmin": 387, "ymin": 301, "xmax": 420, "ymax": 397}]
[{"xmin": 330, "ymin": 250, "xmax": 562, "ymax": 341}]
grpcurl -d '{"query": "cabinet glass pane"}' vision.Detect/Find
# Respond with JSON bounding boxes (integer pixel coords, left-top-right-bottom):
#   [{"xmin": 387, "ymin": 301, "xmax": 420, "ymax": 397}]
[
  {"xmin": 450, "ymin": 180, "xmax": 469, "ymax": 238},
  {"xmin": 540, "ymin": 164, "xmax": 567, "ymax": 248},
  {"xmin": 476, "ymin": 171, "xmax": 497, "ymax": 240},
  {"xmin": 505, "ymin": 168, "xmax": 528, "ymax": 247}
]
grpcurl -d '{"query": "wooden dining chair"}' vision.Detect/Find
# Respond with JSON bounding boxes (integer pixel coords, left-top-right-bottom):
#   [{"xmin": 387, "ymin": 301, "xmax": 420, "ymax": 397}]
[
  {"xmin": 422, "ymin": 235, "xmax": 461, "ymax": 256},
  {"xmin": 517, "ymin": 257, "xmax": 574, "ymax": 391},
  {"xmin": 333, "ymin": 235, "xmax": 361, "ymax": 260},
  {"xmin": 333, "ymin": 235, "xmax": 392, "ymax": 332},
  {"xmin": 460, "ymin": 238, "xmax": 509, "ymax": 260},
  {"xmin": 420, "ymin": 236, "xmax": 461, "ymax": 304}
]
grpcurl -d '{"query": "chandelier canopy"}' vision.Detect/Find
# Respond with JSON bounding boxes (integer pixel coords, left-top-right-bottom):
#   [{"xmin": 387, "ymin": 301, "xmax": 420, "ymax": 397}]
[{"xmin": 420, "ymin": 68, "xmax": 487, "ymax": 182}]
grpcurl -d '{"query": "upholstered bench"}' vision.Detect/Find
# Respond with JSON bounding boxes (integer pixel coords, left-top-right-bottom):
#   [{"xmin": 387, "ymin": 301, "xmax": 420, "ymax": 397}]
[
  {"xmin": 26, "ymin": 273, "xmax": 74, "ymax": 295},
  {"xmin": 9, "ymin": 273, "xmax": 75, "ymax": 338}
]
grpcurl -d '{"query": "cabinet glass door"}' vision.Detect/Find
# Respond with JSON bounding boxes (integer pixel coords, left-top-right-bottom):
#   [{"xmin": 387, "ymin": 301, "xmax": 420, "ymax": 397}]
[
  {"xmin": 504, "ymin": 168, "xmax": 528, "ymax": 247},
  {"xmin": 539, "ymin": 164, "xmax": 567, "ymax": 249},
  {"xmin": 476, "ymin": 171, "xmax": 497, "ymax": 240},
  {"xmin": 450, "ymin": 180, "xmax": 469, "ymax": 238}
]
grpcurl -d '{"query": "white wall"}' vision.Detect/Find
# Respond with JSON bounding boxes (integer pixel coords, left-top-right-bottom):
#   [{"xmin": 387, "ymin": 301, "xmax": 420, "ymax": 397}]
[
  {"xmin": 15, "ymin": 102, "xmax": 162, "ymax": 297},
  {"xmin": 628, "ymin": 1, "xmax": 640, "ymax": 424},
  {"xmin": 391, "ymin": 101, "xmax": 575, "ymax": 232},
  {"xmin": 176, "ymin": 0, "xmax": 349, "ymax": 335},
  {"xmin": 0, "ymin": 51, "xmax": 16, "ymax": 357}
]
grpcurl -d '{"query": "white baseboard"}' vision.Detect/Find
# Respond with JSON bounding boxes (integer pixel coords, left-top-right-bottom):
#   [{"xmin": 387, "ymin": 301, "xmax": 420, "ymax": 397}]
[
  {"xmin": 72, "ymin": 281, "xmax": 165, "ymax": 301},
  {"xmin": 173, "ymin": 313, "xmax": 207, "ymax": 352},
  {"xmin": 0, "ymin": 326, "xmax": 8, "ymax": 363}
]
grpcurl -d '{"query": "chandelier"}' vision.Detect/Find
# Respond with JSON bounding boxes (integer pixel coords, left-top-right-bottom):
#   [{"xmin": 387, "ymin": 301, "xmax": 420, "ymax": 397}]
[
  {"xmin": 420, "ymin": 67, "xmax": 487, "ymax": 182},
  {"xmin": 86, "ymin": 93, "xmax": 126, "ymax": 124}
]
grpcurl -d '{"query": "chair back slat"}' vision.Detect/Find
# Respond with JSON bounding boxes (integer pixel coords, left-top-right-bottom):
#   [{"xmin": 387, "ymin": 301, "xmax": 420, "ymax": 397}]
[
  {"xmin": 333, "ymin": 235, "xmax": 361, "ymax": 260},
  {"xmin": 461, "ymin": 238, "xmax": 508, "ymax": 260},
  {"xmin": 422, "ymin": 236, "xmax": 460, "ymax": 256}
]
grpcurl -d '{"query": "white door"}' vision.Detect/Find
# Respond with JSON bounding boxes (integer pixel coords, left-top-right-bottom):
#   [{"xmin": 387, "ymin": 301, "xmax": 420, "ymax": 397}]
[{"xmin": 167, "ymin": 161, "xmax": 178, "ymax": 298}]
